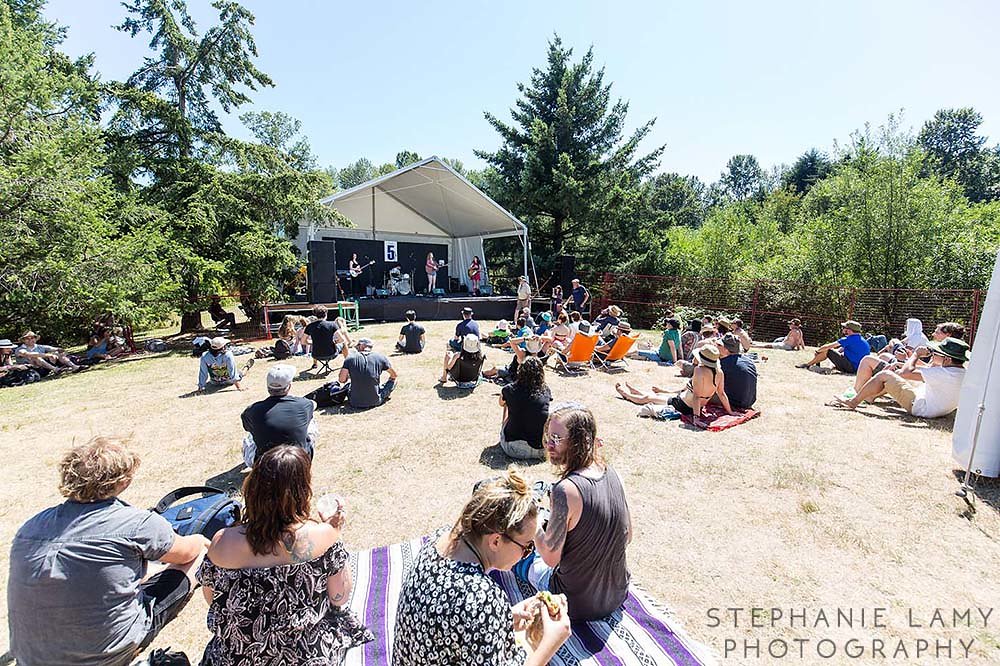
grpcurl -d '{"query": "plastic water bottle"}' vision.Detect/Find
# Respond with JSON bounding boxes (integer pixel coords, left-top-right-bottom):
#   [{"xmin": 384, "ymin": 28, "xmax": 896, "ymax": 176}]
[
  {"xmin": 316, "ymin": 494, "xmax": 342, "ymax": 519},
  {"xmin": 842, "ymin": 387, "xmax": 856, "ymax": 400}
]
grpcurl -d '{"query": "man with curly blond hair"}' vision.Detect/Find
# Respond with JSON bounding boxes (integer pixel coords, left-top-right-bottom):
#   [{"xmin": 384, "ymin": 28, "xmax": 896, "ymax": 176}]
[{"xmin": 7, "ymin": 437, "xmax": 209, "ymax": 666}]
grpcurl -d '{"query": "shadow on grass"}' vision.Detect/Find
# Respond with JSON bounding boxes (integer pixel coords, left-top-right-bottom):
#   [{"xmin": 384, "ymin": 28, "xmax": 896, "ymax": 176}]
[
  {"xmin": 478, "ymin": 443, "xmax": 547, "ymax": 470},
  {"xmin": 296, "ymin": 367, "xmax": 337, "ymax": 382},
  {"xmin": 177, "ymin": 383, "xmax": 241, "ymax": 398},
  {"xmin": 951, "ymin": 469, "xmax": 1000, "ymax": 517},
  {"xmin": 206, "ymin": 463, "xmax": 248, "ymax": 494},
  {"xmin": 434, "ymin": 384, "xmax": 480, "ymax": 400}
]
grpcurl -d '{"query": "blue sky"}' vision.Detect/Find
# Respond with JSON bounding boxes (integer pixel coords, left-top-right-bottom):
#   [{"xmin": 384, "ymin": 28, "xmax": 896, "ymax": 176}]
[{"xmin": 44, "ymin": 0, "xmax": 1000, "ymax": 183}]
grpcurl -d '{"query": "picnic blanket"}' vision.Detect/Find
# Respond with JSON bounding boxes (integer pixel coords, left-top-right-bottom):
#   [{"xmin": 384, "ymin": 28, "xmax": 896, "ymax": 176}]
[
  {"xmin": 680, "ymin": 404, "xmax": 760, "ymax": 431},
  {"xmin": 343, "ymin": 537, "xmax": 714, "ymax": 666}
]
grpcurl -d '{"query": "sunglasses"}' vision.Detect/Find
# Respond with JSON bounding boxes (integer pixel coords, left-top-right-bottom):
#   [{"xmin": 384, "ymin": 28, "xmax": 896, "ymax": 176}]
[{"xmin": 503, "ymin": 533, "xmax": 535, "ymax": 558}]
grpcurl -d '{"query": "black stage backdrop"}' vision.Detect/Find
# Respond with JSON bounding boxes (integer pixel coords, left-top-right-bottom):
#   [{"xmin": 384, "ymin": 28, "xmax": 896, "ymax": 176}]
[{"xmin": 319, "ymin": 236, "xmax": 449, "ymax": 296}]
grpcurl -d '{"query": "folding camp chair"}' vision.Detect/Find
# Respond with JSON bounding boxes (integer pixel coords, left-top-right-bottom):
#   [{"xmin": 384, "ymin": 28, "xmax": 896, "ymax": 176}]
[
  {"xmin": 554, "ymin": 332, "xmax": 599, "ymax": 374},
  {"xmin": 594, "ymin": 333, "xmax": 640, "ymax": 371}
]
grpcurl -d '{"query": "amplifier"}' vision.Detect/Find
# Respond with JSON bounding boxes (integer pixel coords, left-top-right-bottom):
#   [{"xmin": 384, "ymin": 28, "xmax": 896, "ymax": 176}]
[
  {"xmin": 375, "ymin": 289, "xmax": 389, "ymax": 299},
  {"xmin": 431, "ymin": 288, "xmax": 446, "ymax": 297}
]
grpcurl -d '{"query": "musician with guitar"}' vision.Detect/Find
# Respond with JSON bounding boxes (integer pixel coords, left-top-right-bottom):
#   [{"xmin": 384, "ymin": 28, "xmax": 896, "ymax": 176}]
[
  {"xmin": 347, "ymin": 253, "xmax": 375, "ymax": 297},
  {"xmin": 425, "ymin": 252, "xmax": 447, "ymax": 294},
  {"xmin": 468, "ymin": 256, "xmax": 483, "ymax": 296}
]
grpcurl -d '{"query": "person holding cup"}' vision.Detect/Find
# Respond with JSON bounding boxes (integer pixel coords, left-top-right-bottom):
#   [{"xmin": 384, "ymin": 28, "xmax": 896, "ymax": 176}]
[{"xmin": 197, "ymin": 446, "xmax": 372, "ymax": 665}]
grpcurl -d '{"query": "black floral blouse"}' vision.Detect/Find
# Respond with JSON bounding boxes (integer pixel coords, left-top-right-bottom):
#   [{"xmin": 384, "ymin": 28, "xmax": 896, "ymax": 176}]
[
  {"xmin": 197, "ymin": 542, "xmax": 373, "ymax": 666},
  {"xmin": 392, "ymin": 530, "xmax": 527, "ymax": 665}
]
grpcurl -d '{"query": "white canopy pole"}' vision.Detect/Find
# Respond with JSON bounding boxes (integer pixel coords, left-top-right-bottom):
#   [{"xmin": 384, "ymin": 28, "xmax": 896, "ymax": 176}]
[{"xmin": 523, "ymin": 231, "xmax": 529, "ymax": 282}]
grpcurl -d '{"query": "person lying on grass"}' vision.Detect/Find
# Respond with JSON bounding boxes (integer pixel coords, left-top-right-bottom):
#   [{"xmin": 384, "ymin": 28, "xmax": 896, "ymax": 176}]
[
  {"xmin": 392, "ymin": 470, "xmax": 571, "ymax": 665},
  {"xmin": 831, "ymin": 337, "xmax": 969, "ymax": 418},
  {"xmin": 616, "ymin": 345, "xmax": 735, "ymax": 417},
  {"xmin": 515, "ymin": 403, "xmax": 633, "ymax": 622},
  {"xmin": 796, "ymin": 320, "xmax": 867, "ymax": 374}
]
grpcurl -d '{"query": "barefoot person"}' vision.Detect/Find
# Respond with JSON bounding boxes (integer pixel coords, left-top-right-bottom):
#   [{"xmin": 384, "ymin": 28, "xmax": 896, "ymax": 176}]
[
  {"xmin": 617, "ymin": 345, "xmax": 734, "ymax": 417},
  {"xmin": 515, "ymin": 403, "xmax": 633, "ymax": 621},
  {"xmin": 833, "ymin": 337, "xmax": 969, "ymax": 418},
  {"xmin": 8, "ymin": 437, "xmax": 209, "ymax": 666},
  {"xmin": 14, "ymin": 330, "xmax": 79, "ymax": 372},
  {"xmin": 393, "ymin": 470, "xmax": 571, "ymax": 665},
  {"xmin": 797, "ymin": 320, "xmax": 868, "ymax": 374}
]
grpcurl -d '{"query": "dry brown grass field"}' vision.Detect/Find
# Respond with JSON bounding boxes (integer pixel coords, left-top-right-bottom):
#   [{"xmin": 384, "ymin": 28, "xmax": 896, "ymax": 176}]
[{"xmin": 2, "ymin": 320, "xmax": 999, "ymax": 664}]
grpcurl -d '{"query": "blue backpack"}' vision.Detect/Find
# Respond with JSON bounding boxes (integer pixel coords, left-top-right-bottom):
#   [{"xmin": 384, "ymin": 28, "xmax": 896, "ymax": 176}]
[{"xmin": 152, "ymin": 486, "xmax": 242, "ymax": 539}]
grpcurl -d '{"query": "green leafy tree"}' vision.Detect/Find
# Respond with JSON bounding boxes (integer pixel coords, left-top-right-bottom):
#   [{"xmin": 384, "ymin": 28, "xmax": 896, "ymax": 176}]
[
  {"xmin": 239, "ymin": 110, "xmax": 316, "ymax": 171},
  {"xmin": 643, "ymin": 173, "xmax": 706, "ymax": 228},
  {"xmin": 395, "ymin": 150, "xmax": 421, "ymax": 168},
  {"xmin": 782, "ymin": 148, "xmax": 833, "ymax": 195},
  {"xmin": 918, "ymin": 107, "xmax": 999, "ymax": 202},
  {"xmin": 719, "ymin": 154, "xmax": 766, "ymax": 202},
  {"xmin": 0, "ymin": 1, "xmax": 175, "ymax": 340},
  {"xmin": 338, "ymin": 157, "xmax": 376, "ymax": 189},
  {"xmin": 476, "ymin": 35, "xmax": 663, "ymax": 266}
]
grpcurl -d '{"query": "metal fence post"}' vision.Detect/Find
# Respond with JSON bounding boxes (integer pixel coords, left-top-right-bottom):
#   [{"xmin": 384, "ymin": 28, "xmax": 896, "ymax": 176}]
[
  {"xmin": 970, "ymin": 289, "xmax": 981, "ymax": 344},
  {"xmin": 750, "ymin": 281, "xmax": 761, "ymax": 332},
  {"xmin": 848, "ymin": 288, "xmax": 858, "ymax": 321}
]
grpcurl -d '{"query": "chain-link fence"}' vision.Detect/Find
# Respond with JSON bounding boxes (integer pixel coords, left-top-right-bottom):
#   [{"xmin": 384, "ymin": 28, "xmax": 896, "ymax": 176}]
[{"xmin": 582, "ymin": 273, "xmax": 982, "ymax": 344}]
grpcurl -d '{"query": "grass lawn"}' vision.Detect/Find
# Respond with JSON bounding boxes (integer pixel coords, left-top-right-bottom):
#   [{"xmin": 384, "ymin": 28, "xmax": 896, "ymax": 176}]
[{"xmin": 1, "ymin": 320, "xmax": 999, "ymax": 663}]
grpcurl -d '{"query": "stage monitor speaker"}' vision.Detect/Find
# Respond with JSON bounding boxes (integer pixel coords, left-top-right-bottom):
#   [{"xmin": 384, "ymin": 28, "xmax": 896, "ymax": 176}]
[
  {"xmin": 449, "ymin": 277, "xmax": 466, "ymax": 293},
  {"xmin": 307, "ymin": 240, "xmax": 338, "ymax": 303},
  {"xmin": 431, "ymin": 288, "xmax": 446, "ymax": 297},
  {"xmin": 558, "ymin": 254, "xmax": 576, "ymax": 289},
  {"xmin": 480, "ymin": 284, "xmax": 493, "ymax": 296}
]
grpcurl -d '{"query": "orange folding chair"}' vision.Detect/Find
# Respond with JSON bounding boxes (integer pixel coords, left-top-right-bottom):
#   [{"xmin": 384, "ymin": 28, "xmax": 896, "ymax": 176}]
[
  {"xmin": 554, "ymin": 332, "xmax": 599, "ymax": 374},
  {"xmin": 594, "ymin": 332, "xmax": 640, "ymax": 371}
]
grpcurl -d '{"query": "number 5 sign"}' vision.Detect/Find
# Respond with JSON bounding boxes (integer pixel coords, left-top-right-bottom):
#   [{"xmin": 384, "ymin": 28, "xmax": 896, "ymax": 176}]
[{"xmin": 384, "ymin": 240, "xmax": 398, "ymax": 262}]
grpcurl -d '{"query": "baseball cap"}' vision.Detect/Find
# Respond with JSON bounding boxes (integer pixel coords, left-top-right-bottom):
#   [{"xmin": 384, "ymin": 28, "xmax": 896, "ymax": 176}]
[
  {"xmin": 266, "ymin": 364, "xmax": 295, "ymax": 392},
  {"xmin": 356, "ymin": 337, "xmax": 374, "ymax": 349}
]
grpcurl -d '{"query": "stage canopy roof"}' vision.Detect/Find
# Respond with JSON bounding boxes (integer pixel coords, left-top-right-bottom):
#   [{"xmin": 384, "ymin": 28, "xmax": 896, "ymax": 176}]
[{"xmin": 318, "ymin": 157, "xmax": 526, "ymax": 240}]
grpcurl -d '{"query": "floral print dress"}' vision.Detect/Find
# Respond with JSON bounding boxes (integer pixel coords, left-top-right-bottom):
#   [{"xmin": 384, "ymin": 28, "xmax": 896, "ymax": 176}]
[
  {"xmin": 197, "ymin": 542, "xmax": 373, "ymax": 666},
  {"xmin": 392, "ymin": 530, "xmax": 526, "ymax": 665}
]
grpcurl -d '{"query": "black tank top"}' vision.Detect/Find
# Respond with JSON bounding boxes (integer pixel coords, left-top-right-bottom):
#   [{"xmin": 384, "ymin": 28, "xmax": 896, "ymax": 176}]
[{"xmin": 550, "ymin": 465, "xmax": 631, "ymax": 620}]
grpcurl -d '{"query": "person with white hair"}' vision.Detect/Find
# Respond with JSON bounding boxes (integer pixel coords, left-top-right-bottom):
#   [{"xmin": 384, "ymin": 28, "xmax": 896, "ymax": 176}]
[
  {"xmin": 197, "ymin": 337, "xmax": 253, "ymax": 392},
  {"xmin": 439, "ymin": 334, "xmax": 486, "ymax": 387},
  {"xmin": 240, "ymin": 365, "xmax": 318, "ymax": 467},
  {"xmin": 335, "ymin": 338, "xmax": 397, "ymax": 408}
]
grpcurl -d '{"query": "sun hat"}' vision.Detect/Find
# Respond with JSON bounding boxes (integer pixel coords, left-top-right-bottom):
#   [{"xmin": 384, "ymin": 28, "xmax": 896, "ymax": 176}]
[
  {"xmin": 462, "ymin": 334, "xmax": 481, "ymax": 354},
  {"xmin": 209, "ymin": 336, "xmax": 229, "ymax": 350},
  {"xmin": 266, "ymin": 364, "xmax": 296, "ymax": 393},
  {"xmin": 721, "ymin": 332, "xmax": 741, "ymax": 354},
  {"xmin": 717, "ymin": 316, "xmax": 733, "ymax": 328},
  {"xmin": 617, "ymin": 321, "xmax": 632, "ymax": 333},
  {"xmin": 461, "ymin": 306, "xmax": 473, "ymax": 315},
  {"xmin": 697, "ymin": 345, "xmax": 720, "ymax": 369},
  {"xmin": 608, "ymin": 305, "xmax": 622, "ymax": 317},
  {"xmin": 0, "ymin": 338, "xmax": 15, "ymax": 349},
  {"xmin": 841, "ymin": 320, "xmax": 862, "ymax": 333},
  {"xmin": 525, "ymin": 336, "xmax": 543, "ymax": 353},
  {"xmin": 541, "ymin": 312, "xmax": 552, "ymax": 322},
  {"xmin": 927, "ymin": 337, "xmax": 970, "ymax": 363},
  {"xmin": 571, "ymin": 278, "xmax": 580, "ymax": 283},
  {"xmin": 20, "ymin": 331, "xmax": 37, "ymax": 340}
]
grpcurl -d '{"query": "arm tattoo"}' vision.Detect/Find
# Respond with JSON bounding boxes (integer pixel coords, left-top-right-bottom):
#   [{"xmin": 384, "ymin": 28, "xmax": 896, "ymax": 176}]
[{"xmin": 545, "ymin": 484, "xmax": 570, "ymax": 552}]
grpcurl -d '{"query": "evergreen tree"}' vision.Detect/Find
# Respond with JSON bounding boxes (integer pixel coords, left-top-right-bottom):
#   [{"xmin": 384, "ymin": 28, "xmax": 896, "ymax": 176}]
[
  {"xmin": 782, "ymin": 148, "xmax": 833, "ymax": 195},
  {"xmin": 476, "ymin": 35, "xmax": 663, "ymax": 265},
  {"xmin": 918, "ymin": 107, "xmax": 999, "ymax": 202}
]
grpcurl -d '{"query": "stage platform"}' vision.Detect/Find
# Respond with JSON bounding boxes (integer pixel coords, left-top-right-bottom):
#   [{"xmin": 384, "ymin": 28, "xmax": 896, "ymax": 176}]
[{"xmin": 267, "ymin": 294, "xmax": 519, "ymax": 327}]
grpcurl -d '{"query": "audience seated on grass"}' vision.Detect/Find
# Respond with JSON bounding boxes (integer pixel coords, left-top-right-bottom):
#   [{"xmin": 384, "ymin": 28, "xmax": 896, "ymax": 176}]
[
  {"xmin": 332, "ymin": 338, "xmax": 397, "ymax": 409},
  {"xmin": 677, "ymin": 324, "xmax": 720, "ymax": 377},
  {"xmin": 797, "ymin": 320, "xmax": 868, "ymax": 374},
  {"xmin": 754, "ymin": 318, "xmax": 805, "ymax": 350},
  {"xmin": 86, "ymin": 326, "xmax": 126, "ymax": 362},
  {"xmin": 498, "ymin": 356, "xmax": 552, "ymax": 460},
  {"xmin": 593, "ymin": 305, "xmax": 622, "ymax": 339},
  {"xmin": 392, "ymin": 470, "xmax": 571, "ymax": 666},
  {"xmin": 932, "ymin": 321, "xmax": 966, "ymax": 341},
  {"xmin": 519, "ymin": 306, "xmax": 537, "ymax": 330},
  {"xmin": 440, "ymin": 334, "xmax": 487, "ymax": 387},
  {"xmin": 240, "ymin": 365, "xmax": 318, "ymax": 468},
  {"xmin": 534, "ymin": 311, "xmax": 553, "ymax": 336},
  {"xmin": 14, "ymin": 329, "xmax": 80, "ymax": 372},
  {"xmin": 198, "ymin": 446, "xmax": 372, "ymax": 665},
  {"xmin": 546, "ymin": 311, "xmax": 573, "ymax": 351},
  {"xmin": 514, "ymin": 403, "xmax": 633, "ymax": 621},
  {"xmin": 396, "ymin": 310, "xmax": 426, "ymax": 354},
  {"xmin": 730, "ymin": 318, "xmax": 753, "ymax": 352},
  {"xmin": 850, "ymin": 318, "xmax": 932, "ymax": 395},
  {"xmin": 292, "ymin": 315, "xmax": 311, "ymax": 355},
  {"xmin": 679, "ymin": 319, "xmax": 702, "ymax": 362},
  {"xmin": 209, "ymin": 296, "xmax": 238, "ymax": 331},
  {"xmin": 554, "ymin": 326, "xmax": 599, "ymax": 373},
  {"xmin": 198, "ymin": 336, "xmax": 254, "ymax": 392},
  {"xmin": 306, "ymin": 305, "xmax": 349, "ymax": 371},
  {"xmin": 450, "ymin": 306, "xmax": 481, "ymax": 351},
  {"xmin": 833, "ymin": 337, "xmax": 969, "ymax": 418},
  {"xmin": 638, "ymin": 317, "xmax": 681, "ymax": 364},
  {"xmin": 503, "ymin": 334, "xmax": 551, "ymax": 379},
  {"xmin": 7, "ymin": 437, "xmax": 209, "ymax": 666},
  {"xmin": 617, "ymin": 346, "xmax": 734, "ymax": 417},
  {"xmin": 1, "ymin": 338, "xmax": 39, "ymax": 387},
  {"xmin": 717, "ymin": 333, "xmax": 757, "ymax": 410}
]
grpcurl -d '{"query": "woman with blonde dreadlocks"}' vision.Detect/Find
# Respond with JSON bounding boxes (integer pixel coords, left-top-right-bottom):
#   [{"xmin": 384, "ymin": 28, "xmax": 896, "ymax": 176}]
[{"xmin": 392, "ymin": 470, "xmax": 571, "ymax": 665}]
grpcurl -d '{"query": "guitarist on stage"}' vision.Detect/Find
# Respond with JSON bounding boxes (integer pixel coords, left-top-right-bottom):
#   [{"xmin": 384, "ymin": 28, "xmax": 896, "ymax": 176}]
[
  {"xmin": 468, "ymin": 256, "xmax": 482, "ymax": 296},
  {"xmin": 348, "ymin": 253, "xmax": 375, "ymax": 298}
]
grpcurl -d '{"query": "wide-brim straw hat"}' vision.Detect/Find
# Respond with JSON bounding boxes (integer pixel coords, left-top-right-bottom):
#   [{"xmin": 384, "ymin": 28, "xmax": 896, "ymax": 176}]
[
  {"xmin": 608, "ymin": 305, "xmax": 622, "ymax": 317},
  {"xmin": 209, "ymin": 336, "xmax": 229, "ymax": 350},
  {"xmin": 20, "ymin": 331, "xmax": 38, "ymax": 340},
  {"xmin": 697, "ymin": 345, "xmax": 720, "ymax": 369}
]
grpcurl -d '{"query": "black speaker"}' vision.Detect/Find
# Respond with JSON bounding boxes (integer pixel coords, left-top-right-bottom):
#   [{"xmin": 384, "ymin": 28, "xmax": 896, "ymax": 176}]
[
  {"xmin": 559, "ymin": 254, "xmax": 576, "ymax": 290},
  {"xmin": 307, "ymin": 240, "xmax": 338, "ymax": 303}
]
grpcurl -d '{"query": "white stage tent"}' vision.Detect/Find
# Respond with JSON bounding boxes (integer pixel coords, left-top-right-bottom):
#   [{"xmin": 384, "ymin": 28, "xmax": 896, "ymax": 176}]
[
  {"xmin": 298, "ymin": 157, "xmax": 529, "ymax": 290},
  {"xmin": 953, "ymin": 250, "xmax": 1000, "ymax": 478}
]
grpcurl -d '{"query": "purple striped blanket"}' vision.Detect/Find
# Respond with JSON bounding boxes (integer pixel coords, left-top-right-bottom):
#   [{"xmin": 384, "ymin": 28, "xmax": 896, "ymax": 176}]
[{"xmin": 343, "ymin": 537, "xmax": 714, "ymax": 665}]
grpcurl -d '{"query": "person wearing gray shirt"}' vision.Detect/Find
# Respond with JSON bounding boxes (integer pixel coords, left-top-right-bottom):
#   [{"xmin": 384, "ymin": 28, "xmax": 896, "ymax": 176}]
[
  {"xmin": 336, "ymin": 339, "xmax": 398, "ymax": 409},
  {"xmin": 7, "ymin": 437, "xmax": 209, "ymax": 666}
]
